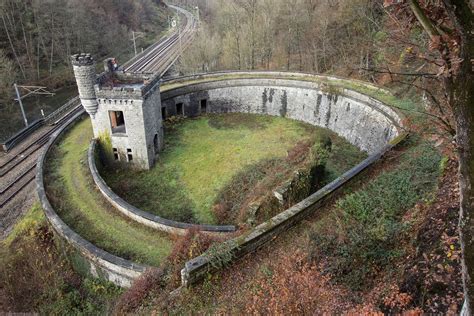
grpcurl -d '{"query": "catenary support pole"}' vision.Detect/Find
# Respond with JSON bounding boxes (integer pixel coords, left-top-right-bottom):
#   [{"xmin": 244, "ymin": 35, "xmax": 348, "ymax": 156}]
[{"xmin": 14, "ymin": 83, "xmax": 28, "ymax": 127}]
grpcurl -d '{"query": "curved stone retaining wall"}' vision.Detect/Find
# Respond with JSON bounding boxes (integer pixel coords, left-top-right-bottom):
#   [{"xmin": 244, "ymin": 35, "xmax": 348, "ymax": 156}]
[
  {"xmin": 161, "ymin": 72, "xmax": 403, "ymax": 154},
  {"xmin": 88, "ymin": 140, "xmax": 236, "ymax": 235},
  {"xmin": 36, "ymin": 109, "xmax": 148, "ymax": 288}
]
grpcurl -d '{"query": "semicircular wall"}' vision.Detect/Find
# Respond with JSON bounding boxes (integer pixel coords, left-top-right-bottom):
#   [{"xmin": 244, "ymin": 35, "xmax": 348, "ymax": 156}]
[{"xmin": 160, "ymin": 72, "xmax": 404, "ymax": 154}]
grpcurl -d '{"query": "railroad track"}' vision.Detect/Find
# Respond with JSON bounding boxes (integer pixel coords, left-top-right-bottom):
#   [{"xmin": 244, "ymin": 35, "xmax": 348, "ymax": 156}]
[
  {"xmin": 0, "ymin": 4, "xmax": 196, "ymax": 209},
  {"xmin": 0, "ymin": 105, "xmax": 84, "ymax": 208},
  {"xmin": 122, "ymin": 5, "xmax": 196, "ymax": 74},
  {"xmin": 0, "ymin": 165, "xmax": 36, "ymax": 208},
  {"xmin": 0, "ymin": 104, "xmax": 83, "ymax": 177}
]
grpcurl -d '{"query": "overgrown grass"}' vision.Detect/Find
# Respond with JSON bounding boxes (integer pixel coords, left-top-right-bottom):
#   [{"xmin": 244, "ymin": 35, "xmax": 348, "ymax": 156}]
[
  {"xmin": 212, "ymin": 128, "xmax": 365, "ymax": 225},
  {"xmin": 309, "ymin": 141, "xmax": 443, "ymax": 291},
  {"xmin": 44, "ymin": 118, "xmax": 172, "ymax": 266},
  {"xmin": 105, "ymin": 114, "xmax": 365, "ymax": 225},
  {"xmin": 0, "ymin": 204, "xmax": 123, "ymax": 314}
]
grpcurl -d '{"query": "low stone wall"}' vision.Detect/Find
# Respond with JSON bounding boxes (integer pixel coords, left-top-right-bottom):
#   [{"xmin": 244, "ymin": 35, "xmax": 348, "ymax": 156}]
[
  {"xmin": 36, "ymin": 110, "xmax": 148, "ymax": 288},
  {"xmin": 88, "ymin": 140, "xmax": 236, "ymax": 235},
  {"xmin": 181, "ymin": 132, "xmax": 407, "ymax": 286}
]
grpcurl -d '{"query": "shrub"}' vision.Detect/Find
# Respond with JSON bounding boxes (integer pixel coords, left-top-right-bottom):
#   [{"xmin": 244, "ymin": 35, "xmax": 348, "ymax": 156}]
[
  {"xmin": 97, "ymin": 131, "xmax": 114, "ymax": 165},
  {"xmin": 114, "ymin": 268, "xmax": 165, "ymax": 313},
  {"xmin": 165, "ymin": 228, "xmax": 217, "ymax": 286},
  {"xmin": 246, "ymin": 252, "xmax": 342, "ymax": 314},
  {"xmin": 115, "ymin": 228, "xmax": 218, "ymax": 313},
  {"xmin": 0, "ymin": 205, "xmax": 122, "ymax": 314}
]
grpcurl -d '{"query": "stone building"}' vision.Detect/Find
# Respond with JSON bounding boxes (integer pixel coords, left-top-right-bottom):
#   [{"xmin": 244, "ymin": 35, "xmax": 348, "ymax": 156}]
[{"xmin": 71, "ymin": 53, "xmax": 163, "ymax": 169}]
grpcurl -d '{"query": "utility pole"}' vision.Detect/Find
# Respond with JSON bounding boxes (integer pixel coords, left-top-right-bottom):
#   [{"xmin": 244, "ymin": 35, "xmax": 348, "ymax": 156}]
[
  {"xmin": 14, "ymin": 83, "xmax": 28, "ymax": 127},
  {"xmin": 178, "ymin": 19, "xmax": 182, "ymax": 55},
  {"xmin": 13, "ymin": 84, "xmax": 55, "ymax": 127}
]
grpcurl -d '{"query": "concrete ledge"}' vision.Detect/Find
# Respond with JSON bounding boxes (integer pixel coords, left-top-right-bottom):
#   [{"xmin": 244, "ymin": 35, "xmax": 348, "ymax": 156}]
[
  {"xmin": 161, "ymin": 71, "xmax": 392, "ymax": 94},
  {"xmin": 36, "ymin": 110, "xmax": 149, "ymax": 288},
  {"xmin": 181, "ymin": 132, "xmax": 408, "ymax": 286},
  {"xmin": 88, "ymin": 140, "xmax": 236, "ymax": 235}
]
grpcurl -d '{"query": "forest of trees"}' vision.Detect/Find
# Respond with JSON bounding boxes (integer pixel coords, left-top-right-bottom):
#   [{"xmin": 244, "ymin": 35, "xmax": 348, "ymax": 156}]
[
  {"xmin": 0, "ymin": 0, "xmax": 170, "ymax": 103},
  {"xmin": 176, "ymin": 0, "xmax": 388, "ymax": 77}
]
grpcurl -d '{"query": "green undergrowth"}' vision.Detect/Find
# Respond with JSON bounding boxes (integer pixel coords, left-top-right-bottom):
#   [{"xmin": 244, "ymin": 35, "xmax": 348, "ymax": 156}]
[
  {"xmin": 309, "ymin": 138, "xmax": 443, "ymax": 291},
  {"xmin": 104, "ymin": 114, "xmax": 365, "ymax": 225},
  {"xmin": 0, "ymin": 204, "xmax": 122, "ymax": 314},
  {"xmin": 44, "ymin": 118, "xmax": 172, "ymax": 266}
]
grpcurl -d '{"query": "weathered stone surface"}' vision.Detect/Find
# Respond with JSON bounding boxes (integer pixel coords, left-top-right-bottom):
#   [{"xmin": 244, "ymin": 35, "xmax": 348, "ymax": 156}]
[
  {"xmin": 161, "ymin": 74, "xmax": 402, "ymax": 154},
  {"xmin": 71, "ymin": 54, "xmax": 99, "ymax": 117},
  {"xmin": 71, "ymin": 53, "xmax": 164, "ymax": 170}
]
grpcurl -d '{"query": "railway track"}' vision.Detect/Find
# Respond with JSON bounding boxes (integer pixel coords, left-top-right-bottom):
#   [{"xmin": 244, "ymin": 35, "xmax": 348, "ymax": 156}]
[
  {"xmin": 122, "ymin": 5, "xmax": 196, "ymax": 74},
  {"xmin": 1, "ymin": 4, "xmax": 196, "ymax": 210},
  {"xmin": 0, "ymin": 165, "xmax": 36, "ymax": 208},
  {"xmin": 0, "ymin": 104, "xmax": 83, "ymax": 176},
  {"xmin": 0, "ymin": 105, "xmax": 84, "ymax": 208}
]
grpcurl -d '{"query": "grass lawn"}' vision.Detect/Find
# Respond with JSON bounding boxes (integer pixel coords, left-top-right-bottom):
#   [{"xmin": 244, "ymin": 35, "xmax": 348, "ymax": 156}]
[
  {"xmin": 45, "ymin": 118, "xmax": 173, "ymax": 266},
  {"xmin": 104, "ymin": 113, "xmax": 366, "ymax": 224}
]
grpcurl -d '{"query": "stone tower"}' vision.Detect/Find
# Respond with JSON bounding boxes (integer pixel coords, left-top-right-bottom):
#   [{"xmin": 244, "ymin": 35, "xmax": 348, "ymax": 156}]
[
  {"xmin": 71, "ymin": 53, "xmax": 164, "ymax": 170},
  {"xmin": 71, "ymin": 54, "xmax": 99, "ymax": 119}
]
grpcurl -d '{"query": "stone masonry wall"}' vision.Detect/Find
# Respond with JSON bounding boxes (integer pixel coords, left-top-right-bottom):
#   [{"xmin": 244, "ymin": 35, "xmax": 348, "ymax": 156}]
[
  {"xmin": 92, "ymin": 80, "xmax": 162, "ymax": 169},
  {"xmin": 161, "ymin": 78, "xmax": 401, "ymax": 154}
]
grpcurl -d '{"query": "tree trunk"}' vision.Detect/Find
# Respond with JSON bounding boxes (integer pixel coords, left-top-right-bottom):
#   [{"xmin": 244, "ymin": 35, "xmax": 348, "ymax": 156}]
[
  {"xmin": 2, "ymin": 14, "xmax": 26, "ymax": 79},
  {"xmin": 454, "ymin": 73, "xmax": 474, "ymax": 315},
  {"xmin": 440, "ymin": 0, "xmax": 474, "ymax": 313}
]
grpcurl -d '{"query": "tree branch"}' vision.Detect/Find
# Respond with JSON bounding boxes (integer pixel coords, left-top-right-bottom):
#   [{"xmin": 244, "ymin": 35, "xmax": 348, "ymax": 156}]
[
  {"xmin": 358, "ymin": 67, "xmax": 438, "ymax": 77},
  {"xmin": 408, "ymin": 0, "xmax": 440, "ymax": 40}
]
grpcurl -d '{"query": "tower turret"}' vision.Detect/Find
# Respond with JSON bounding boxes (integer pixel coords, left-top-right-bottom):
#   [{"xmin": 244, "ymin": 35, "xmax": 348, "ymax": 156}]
[{"xmin": 71, "ymin": 53, "xmax": 99, "ymax": 117}]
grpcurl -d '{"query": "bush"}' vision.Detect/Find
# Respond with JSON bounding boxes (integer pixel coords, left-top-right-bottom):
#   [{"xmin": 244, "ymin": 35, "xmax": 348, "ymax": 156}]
[
  {"xmin": 0, "ymin": 205, "xmax": 122, "ymax": 313},
  {"xmin": 114, "ymin": 268, "xmax": 165, "ymax": 313},
  {"xmin": 309, "ymin": 142, "xmax": 442, "ymax": 291},
  {"xmin": 115, "ymin": 228, "xmax": 218, "ymax": 313},
  {"xmin": 246, "ymin": 252, "xmax": 339, "ymax": 314}
]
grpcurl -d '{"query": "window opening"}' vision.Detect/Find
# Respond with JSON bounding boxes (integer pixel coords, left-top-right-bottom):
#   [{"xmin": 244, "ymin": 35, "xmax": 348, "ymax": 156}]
[
  {"xmin": 109, "ymin": 111, "xmax": 126, "ymax": 134},
  {"xmin": 113, "ymin": 148, "xmax": 119, "ymax": 161},
  {"xmin": 161, "ymin": 107, "xmax": 167, "ymax": 120},
  {"xmin": 200, "ymin": 99, "xmax": 207, "ymax": 113},
  {"xmin": 176, "ymin": 102, "xmax": 184, "ymax": 116}
]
